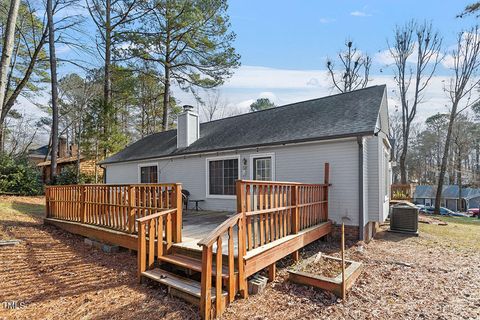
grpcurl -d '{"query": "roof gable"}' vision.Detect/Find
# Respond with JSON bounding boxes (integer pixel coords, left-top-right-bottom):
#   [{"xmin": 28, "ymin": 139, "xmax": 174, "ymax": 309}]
[{"xmin": 102, "ymin": 85, "xmax": 387, "ymax": 164}]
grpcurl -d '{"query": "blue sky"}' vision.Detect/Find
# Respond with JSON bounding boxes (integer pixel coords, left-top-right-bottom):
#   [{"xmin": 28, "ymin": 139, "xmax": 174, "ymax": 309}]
[
  {"xmin": 228, "ymin": 0, "xmax": 475, "ymax": 71},
  {"xmin": 20, "ymin": 0, "xmax": 480, "ymax": 133}
]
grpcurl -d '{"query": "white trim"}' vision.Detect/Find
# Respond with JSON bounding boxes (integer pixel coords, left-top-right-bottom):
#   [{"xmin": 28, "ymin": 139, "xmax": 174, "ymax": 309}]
[
  {"xmin": 138, "ymin": 162, "xmax": 159, "ymax": 183},
  {"xmin": 205, "ymin": 155, "xmax": 241, "ymax": 199},
  {"xmin": 249, "ymin": 153, "xmax": 276, "ymax": 180}
]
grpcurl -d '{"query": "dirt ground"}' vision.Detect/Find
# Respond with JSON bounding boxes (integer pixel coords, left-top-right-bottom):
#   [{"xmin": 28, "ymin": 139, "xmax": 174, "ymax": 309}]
[{"xmin": 1, "ymin": 196, "xmax": 479, "ymax": 320}]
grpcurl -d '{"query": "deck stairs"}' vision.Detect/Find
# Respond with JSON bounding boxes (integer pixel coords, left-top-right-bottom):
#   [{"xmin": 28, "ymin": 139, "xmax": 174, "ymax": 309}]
[{"xmin": 140, "ymin": 250, "xmax": 236, "ymax": 312}]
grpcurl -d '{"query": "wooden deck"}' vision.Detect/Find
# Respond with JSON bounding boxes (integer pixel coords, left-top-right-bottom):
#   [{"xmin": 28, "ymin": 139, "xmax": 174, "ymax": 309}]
[{"xmin": 44, "ymin": 163, "xmax": 333, "ymax": 320}]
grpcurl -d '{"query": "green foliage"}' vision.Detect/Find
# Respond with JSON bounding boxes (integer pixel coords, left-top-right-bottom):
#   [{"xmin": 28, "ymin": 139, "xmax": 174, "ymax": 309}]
[
  {"xmin": 55, "ymin": 165, "xmax": 95, "ymax": 185},
  {"xmin": 0, "ymin": 154, "xmax": 43, "ymax": 195},
  {"xmin": 250, "ymin": 98, "xmax": 275, "ymax": 112},
  {"xmin": 123, "ymin": 0, "xmax": 240, "ymax": 91}
]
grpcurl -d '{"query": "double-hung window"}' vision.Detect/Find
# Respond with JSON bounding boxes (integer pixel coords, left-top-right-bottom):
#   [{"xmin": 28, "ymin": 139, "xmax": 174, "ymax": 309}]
[
  {"xmin": 139, "ymin": 165, "xmax": 158, "ymax": 183},
  {"xmin": 251, "ymin": 154, "xmax": 275, "ymax": 181},
  {"xmin": 207, "ymin": 157, "xmax": 239, "ymax": 196}
]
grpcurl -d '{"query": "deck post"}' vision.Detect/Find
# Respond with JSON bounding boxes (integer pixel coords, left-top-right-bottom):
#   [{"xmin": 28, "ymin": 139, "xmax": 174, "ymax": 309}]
[
  {"xmin": 138, "ymin": 222, "xmax": 146, "ymax": 282},
  {"xmin": 80, "ymin": 185, "xmax": 86, "ymax": 223},
  {"xmin": 173, "ymin": 183, "xmax": 182, "ymax": 243},
  {"xmin": 236, "ymin": 180, "xmax": 248, "ymax": 298},
  {"xmin": 200, "ymin": 245, "xmax": 213, "ymax": 320},
  {"xmin": 291, "ymin": 184, "xmax": 300, "ymax": 262},
  {"xmin": 128, "ymin": 186, "xmax": 135, "ymax": 233},
  {"xmin": 324, "ymin": 163, "xmax": 330, "ymax": 220}
]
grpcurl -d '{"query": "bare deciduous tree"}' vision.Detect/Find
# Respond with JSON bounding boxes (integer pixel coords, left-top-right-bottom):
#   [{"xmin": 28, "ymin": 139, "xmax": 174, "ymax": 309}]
[
  {"xmin": 435, "ymin": 27, "xmax": 480, "ymax": 214},
  {"xmin": 200, "ymin": 89, "xmax": 230, "ymax": 121},
  {"xmin": 0, "ymin": 0, "xmax": 21, "ymax": 148},
  {"xmin": 389, "ymin": 20, "xmax": 442, "ymax": 184},
  {"xmin": 46, "ymin": 0, "xmax": 60, "ymax": 183},
  {"xmin": 326, "ymin": 40, "xmax": 372, "ymax": 93}
]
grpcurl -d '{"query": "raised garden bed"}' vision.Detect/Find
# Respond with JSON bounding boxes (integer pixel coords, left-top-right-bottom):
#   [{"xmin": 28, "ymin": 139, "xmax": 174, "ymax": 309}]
[{"xmin": 288, "ymin": 254, "xmax": 362, "ymax": 297}]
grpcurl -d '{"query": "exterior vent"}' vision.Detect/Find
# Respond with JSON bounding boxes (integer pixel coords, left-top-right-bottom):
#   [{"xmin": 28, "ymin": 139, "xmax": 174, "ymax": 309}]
[{"xmin": 390, "ymin": 205, "xmax": 418, "ymax": 235}]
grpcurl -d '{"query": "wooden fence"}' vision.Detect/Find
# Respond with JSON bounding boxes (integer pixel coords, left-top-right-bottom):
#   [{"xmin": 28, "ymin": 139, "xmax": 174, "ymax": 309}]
[
  {"xmin": 197, "ymin": 163, "xmax": 330, "ymax": 319},
  {"xmin": 45, "ymin": 183, "xmax": 183, "ymax": 241}
]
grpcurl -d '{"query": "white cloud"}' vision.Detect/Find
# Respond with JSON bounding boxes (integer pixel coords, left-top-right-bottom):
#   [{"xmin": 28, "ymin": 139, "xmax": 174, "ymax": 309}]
[
  {"xmin": 319, "ymin": 17, "xmax": 335, "ymax": 24},
  {"xmin": 172, "ymin": 65, "xmax": 452, "ymax": 123},
  {"xmin": 350, "ymin": 11, "xmax": 371, "ymax": 17}
]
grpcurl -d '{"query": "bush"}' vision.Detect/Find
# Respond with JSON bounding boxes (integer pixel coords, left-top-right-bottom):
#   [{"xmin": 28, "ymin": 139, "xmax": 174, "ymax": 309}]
[
  {"xmin": 56, "ymin": 165, "xmax": 96, "ymax": 185},
  {"xmin": 0, "ymin": 154, "xmax": 43, "ymax": 195}
]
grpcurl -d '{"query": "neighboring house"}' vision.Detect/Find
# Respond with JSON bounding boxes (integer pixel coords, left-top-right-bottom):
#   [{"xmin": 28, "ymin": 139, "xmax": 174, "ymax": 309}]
[
  {"xmin": 414, "ymin": 185, "xmax": 480, "ymax": 211},
  {"xmin": 100, "ymin": 85, "xmax": 392, "ymax": 241},
  {"xmin": 28, "ymin": 137, "xmax": 101, "ymax": 184}
]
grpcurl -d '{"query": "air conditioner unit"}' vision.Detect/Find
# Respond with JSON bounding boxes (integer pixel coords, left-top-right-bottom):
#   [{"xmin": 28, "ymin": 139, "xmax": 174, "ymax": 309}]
[{"xmin": 389, "ymin": 204, "xmax": 419, "ymax": 235}]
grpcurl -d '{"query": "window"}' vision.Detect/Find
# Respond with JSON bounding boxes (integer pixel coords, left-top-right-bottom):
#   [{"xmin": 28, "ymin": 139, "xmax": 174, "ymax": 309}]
[
  {"xmin": 140, "ymin": 165, "xmax": 158, "ymax": 183},
  {"xmin": 253, "ymin": 157, "xmax": 272, "ymax": 181},
  {"xmin": 208, "ymin": 157, "xmax": 239, "ymax": 196},
  {"xmin": 250, "ymin": 153, "xmax": 275, "ymax": 181}
]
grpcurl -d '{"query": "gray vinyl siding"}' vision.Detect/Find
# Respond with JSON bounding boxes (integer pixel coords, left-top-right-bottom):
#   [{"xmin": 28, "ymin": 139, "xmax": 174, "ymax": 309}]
[
  {"xmin": 362, "ymin": 137, "xmax": 369, "ymax": 227},
  {"xmin": 367, "ymin": 135, "xmax": 380, "ymax": 222},
  {"xmin": 104, "ymin": 138, "xmax": 361, "ymax": 225}
]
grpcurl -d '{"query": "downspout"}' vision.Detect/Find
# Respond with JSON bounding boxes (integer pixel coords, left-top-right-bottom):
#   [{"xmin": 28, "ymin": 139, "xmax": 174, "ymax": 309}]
[{"xmin": 357, "ymin": 136, "xmax": 364, "ymax": 241}]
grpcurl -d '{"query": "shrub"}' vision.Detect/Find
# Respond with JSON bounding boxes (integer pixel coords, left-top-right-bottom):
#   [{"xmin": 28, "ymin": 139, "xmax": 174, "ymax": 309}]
[
  {"xmin": 0, "ymin": 154, "xmax": 43, "ymax": 195},
  {"xmin": 56, "ymin": 165, "xmax": 96, "ymax": 185}
]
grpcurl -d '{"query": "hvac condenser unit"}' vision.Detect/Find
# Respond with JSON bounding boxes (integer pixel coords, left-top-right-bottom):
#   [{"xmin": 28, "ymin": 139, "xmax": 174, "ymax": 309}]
[{"xmin": 389, "ymin": 204, "xmax": 419, "ymax": 235}]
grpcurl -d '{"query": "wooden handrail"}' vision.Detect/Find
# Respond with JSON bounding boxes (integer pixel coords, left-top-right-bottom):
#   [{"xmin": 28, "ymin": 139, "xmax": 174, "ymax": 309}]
[
  {"xmin": 136, "ymin": 208, "xmax": 177, "ymax": 223},
  {"xmin": 46, "ymin": 182, "xmax": 180, "ymax": 188},
  {"xmin": 238, "ymin": 179, "xmax": 329, "ymax": 186},
  {"xmin": 197, "ymin": 213, "xmax": 242, "ymax": 247}
]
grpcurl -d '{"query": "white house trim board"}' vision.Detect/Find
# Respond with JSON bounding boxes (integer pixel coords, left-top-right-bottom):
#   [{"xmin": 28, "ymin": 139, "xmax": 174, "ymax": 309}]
[
  {"xmin": 205, "ymin": 155, "xmax": 241, "ymax": 199},
  {"xmin": 137, "ymin": 162, "xmax": 159, "ymax": 183},
  {"xmin": 249, "ymin": 153, "xmax": 276, "ymax": 180}
]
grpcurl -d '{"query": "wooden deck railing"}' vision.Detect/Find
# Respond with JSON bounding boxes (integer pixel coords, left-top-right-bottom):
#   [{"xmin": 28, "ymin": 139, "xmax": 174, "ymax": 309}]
[
  {"xmin": 137, "ymin": 208, "xmax": 177, "ymax": 279},
  {"xmin": 198, "ymin": 163, "xmax": 330, "ymax": 319},
  {"xmin": 45, "ymin": 183, "xmax": 183, "ymax": 241},
  {"xmin": 197, "ymin": 212, "xmax": 245, "ymax": 319}
]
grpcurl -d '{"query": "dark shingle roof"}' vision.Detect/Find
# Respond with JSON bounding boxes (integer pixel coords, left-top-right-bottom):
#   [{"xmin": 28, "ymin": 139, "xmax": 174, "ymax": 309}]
[
  {"xmin": 28, "ymin": 145, "xmax": 49, "ymax": 157},
  {"xmin": 101, "ymin": 85, "xmax": 386, "ymax": 165}
]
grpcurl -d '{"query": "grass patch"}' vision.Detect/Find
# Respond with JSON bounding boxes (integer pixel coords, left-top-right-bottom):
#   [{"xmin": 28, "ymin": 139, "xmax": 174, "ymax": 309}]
[
  {"xmin": 0, "ymin": 197, "xmax": 45, "ymax": 218},
  {"xmin": 420, "ymin": 215, "xmax": 480, "ymax": 250}
]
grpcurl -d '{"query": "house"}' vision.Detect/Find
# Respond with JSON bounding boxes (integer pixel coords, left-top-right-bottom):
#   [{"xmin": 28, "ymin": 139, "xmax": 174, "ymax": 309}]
[
  {"xmin": 413, "ymin": 185, "xmax": 480, "ymax": 211},
  {"xmin": 100, "ymin": 85, "xmax": 391, "ymax": 241},
  {"xmin": 28, "ymin": 137, "xmax": 102, "ymax": 184}
]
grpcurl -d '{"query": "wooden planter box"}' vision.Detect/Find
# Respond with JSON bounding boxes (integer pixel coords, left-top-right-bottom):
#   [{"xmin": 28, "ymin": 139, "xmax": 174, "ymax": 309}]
[{"xmin": 288, "ymin": 255, "xmax": 362, "ymax": 297}]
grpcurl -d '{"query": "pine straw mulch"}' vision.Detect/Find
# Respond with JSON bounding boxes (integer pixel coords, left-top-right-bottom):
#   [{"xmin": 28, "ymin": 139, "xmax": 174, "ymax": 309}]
[
  {"xmin": 298, "ymin": 255, "xmax": 350, "ymax": 278},
  {"xmin": 1, "ymin": 196, "xmax": 479, "ymax": 320}
]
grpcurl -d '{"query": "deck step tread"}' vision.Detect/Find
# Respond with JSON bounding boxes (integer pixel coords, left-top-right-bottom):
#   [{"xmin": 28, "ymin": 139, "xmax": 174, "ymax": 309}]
[
  {"xmin": 158, "ymin": 253, "xmax": 233, "ymax": 278},
  {"xmin": 142, "ymin": 268, "xmax": 227, "ymax": 300}
]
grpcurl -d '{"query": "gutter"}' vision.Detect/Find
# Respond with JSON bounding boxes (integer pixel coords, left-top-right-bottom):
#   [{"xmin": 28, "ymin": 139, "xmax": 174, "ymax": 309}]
[
  {"xmin": 357, "ymin": 136, "xmax": 364, "ymax": 241},
  {"xmin": 100, "ymin": 131, "xmax": 375, "ymax": 166}
]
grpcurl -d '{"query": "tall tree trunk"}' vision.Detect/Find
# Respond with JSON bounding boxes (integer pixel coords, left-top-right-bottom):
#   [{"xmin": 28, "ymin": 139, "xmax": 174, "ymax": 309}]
[
  {"xmin": 104, "ymin": 0, "xmax": 112, "ymax": 106},
  {"xmin": 102, "ymin": 0, "xmax": 112, "ymax": 157},
  {"xmin": 47, "ymin": 0, "xmax": 59, "ymax": 184},
  {"xmin": 435, "ymin": 105, "xmax": 457, "ymax": 213},
  {"xmin": 457, "ymin": 148, "xmax": 462, "ymax": 211},
  {"xmin": 0, "ymin": 0, "xmax": 21, "ymax": 152},
  {"xmin": 399, "ymin": 131, "xmax": 409, "ymax": 184},
  {"xmin": 162, "ymin": 65, "xmax": 170, "ymax": 131}
]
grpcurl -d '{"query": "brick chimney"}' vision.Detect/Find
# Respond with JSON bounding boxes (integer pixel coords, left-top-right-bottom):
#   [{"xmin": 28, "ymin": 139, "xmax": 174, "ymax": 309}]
[{"xmin": 58, "ymin": 136, "xmax": 67, "ymax": 158}]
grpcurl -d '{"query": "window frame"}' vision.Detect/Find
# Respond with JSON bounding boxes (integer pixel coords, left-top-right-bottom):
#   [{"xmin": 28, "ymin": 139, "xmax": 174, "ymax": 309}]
[
  {"xmin": 249, "ymin": 153, "xmax": 275, "ymax": 181},
  {"xmin": 205, "ymin": 155, "xmax": 241, "ymax": 199},
  {"xmin": 138, "ymin": 162, "xmax": 159, "ymax": 184}
]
